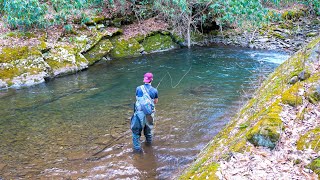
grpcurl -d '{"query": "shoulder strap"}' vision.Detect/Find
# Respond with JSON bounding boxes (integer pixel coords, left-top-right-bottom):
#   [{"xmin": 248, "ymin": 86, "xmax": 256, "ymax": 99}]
[{"xmin": 140, "ymin": 85, "xmax": 151, "ymax": 99}]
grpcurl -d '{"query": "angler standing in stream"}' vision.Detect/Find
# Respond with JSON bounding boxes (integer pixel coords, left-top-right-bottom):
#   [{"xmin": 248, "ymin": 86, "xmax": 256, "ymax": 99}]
[{"xmin": 131, "ymin": 72, "xmax": 159, "ymax": 153}]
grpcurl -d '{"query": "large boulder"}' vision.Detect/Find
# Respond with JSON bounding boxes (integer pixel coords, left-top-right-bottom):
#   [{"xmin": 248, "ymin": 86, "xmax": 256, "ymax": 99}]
[
  {"xmin": 110, "ymin": 37, "xmax": 144, "ymax": 58},
  {"xmin": 83, "ymin": 39, "xmax": 113, "ymax": 65},
  {"xmin": 0, "ymin": 46, "xmax": 49, "ymax": 88},
  {"xmin": 141, "ymin": 33, "xmax": 178, "ymax": 53},
  {"xmin": 44, "ymin": 46, "xmax": 88, "ymax": 77}
]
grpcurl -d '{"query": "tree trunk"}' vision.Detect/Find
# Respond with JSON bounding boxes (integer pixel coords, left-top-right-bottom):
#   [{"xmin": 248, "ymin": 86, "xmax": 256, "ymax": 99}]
[{"xmin": 187, "ymin": 18, "xmax": 191, "ymax": 48}]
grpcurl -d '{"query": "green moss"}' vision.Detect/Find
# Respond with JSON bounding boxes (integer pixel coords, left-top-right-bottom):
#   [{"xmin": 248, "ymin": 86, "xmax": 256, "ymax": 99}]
[
  {"xmin": 306, "ymin": 32, "xmax": 319, "ymax": 38},
  {"xmin": 5, "ymin": 31, "xmax": 36, "ymax": 39},
  {"xmin": 297, "ymin": 128, "xmax": 320, "ymax": 152},
  {"xmin": 110, "ymin": 37, "xmax": 144, "ymax": 58},
  {"xmin": 83, "ymin": 39, "xmax": 113, "ymax": 65},
  {"xmin": 171, "ymin": 33, "xmax": 185, "ymax": 44},
  {"xmin": 45, "ymin": 45, "xmax": 88, "ymax": 75},
  {"xmin": 281, "ymin": 9, "xmax": 305, "ymax": 20},
  {"xmin": 278, "ymin": 23, "xmax": 294, "ymax": 30},
  {"xmin": 134, "ymin": 34, "xmax": 146, "ymax": 43},
  {"xmin": 269, "ymin": 31, "xmax": 285, "ymax": 40},
  {"xmin": 180, "ymin": 160, "xmax": 219, "ymax": 180},
  {"xmin": 0, "ymin": 46, "xmax": 41, "ymax": 63},
  {"xmin": 246, "ymin": 102, "xmax": 283, "ymax": 149},
  {"xmin": 307, "ymin": 158, "xmax": 320, "ymax": 176},
  {"xmin": 281, "ymin": 82, "xmax": 303, "ymax": 106},
  {"xmin": 0, "ymin": 67, "xmax": 21, "ymax": 80},
  {"xmin": 141, "ymin": 33, "xmax": 177, "ymax": 53}
]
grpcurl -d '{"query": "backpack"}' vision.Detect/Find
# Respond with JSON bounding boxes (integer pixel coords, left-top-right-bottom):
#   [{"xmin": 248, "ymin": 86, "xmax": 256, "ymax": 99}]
[{"xmin": 136, "ymin": 85, "xmax": 154, "ymax": 115}]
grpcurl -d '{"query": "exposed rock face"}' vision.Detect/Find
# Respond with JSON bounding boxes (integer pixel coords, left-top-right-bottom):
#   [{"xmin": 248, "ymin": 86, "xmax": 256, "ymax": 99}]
[{"xmin": 0, "ymin": 23, "xmax": 180, "ymax": 89}]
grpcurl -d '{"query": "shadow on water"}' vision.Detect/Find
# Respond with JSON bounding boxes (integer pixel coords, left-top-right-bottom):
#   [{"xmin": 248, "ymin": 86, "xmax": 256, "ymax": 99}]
[{"xmin": 0, "ymin": 46, "xmax": 289, "ymax": 179}]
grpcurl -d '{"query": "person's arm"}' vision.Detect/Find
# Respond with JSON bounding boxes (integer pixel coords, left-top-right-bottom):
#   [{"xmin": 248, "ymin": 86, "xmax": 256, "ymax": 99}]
[{"xmin": 154, "ymin": 98, "xmax": 158, "ymax": 104}]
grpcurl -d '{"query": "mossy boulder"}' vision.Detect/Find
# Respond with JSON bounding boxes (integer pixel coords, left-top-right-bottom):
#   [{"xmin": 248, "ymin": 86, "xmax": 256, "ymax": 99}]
[
  {"xmin": 0, "ymin": 46, "xmax": 49, "ymax": 88},
  {"xmin": 307, "ymin": 158, "xmax": 320, "ymax": 177},
  {"xmin": 297, "ymin": 128, "xmax": 320, "ymax": 152},
  {"xmin": 246, "ymin": 103, "xmax": 283, "ymax": 150},
  {"xmin": 44, "ymin": 46, "xmax": 88, "ymax": 77},
  {"xmin": 281, "ymin": 82, "xmax": 303, "ymax": 106},
  {"xmin": 83, "ymin": 39, "xmax": 113, "ymax": 65},
  {"xmin": 110, "ymin": 37, "xmax": 144, "ymax": 58},
  {"xmin": 141, "ymin": 33, "xmax": 177, "ymax": 53}
]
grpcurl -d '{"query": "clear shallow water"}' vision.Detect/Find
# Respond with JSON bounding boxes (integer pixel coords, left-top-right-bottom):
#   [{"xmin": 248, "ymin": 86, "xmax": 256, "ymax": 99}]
[{"xmin": 0, "ymin": 46, "xmax": 289, "ymax": 179}]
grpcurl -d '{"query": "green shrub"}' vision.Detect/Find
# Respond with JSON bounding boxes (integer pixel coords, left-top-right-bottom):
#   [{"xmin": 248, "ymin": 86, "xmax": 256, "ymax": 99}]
[{"xmin": 3, "ymin": 0, "xmax": 48, "ymax": 30}]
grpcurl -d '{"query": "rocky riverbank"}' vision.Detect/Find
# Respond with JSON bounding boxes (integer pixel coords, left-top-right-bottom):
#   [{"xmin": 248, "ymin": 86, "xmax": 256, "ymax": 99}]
[
  {"xmin": 195, "ymin": 10, "xmax": 320, "ymax": 54},
  {"xmin": 0, "ymin": 18, "xmax": 181, "ymax": 89},
  {"xmin": 180, "ymin": 37, "xmax": 320, "ymax": 179}
]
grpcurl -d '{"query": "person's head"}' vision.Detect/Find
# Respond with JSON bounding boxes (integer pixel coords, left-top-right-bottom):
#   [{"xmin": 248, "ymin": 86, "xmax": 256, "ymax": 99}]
[{"xmin": 143, "ymin": 72, "xmax": 153, "ymax": 84}]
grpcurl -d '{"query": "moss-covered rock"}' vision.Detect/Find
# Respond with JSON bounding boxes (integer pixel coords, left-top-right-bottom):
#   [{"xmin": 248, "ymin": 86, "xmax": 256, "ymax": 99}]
[
  {"xmin": 44, "ymin": 46, "xmax": 88, "ymax": 77},
  {"xmin": 307, "ymin": 158, "xmax": 320, "ymax": 177},
  {"xmin": 281, "ymin": 82, "xmax": 303, "ymax": 106},
  {"xmin": 141, "ymin": 33, "xmax": 177, "ymax": 53},
  {"xmin": 0, "ymin": 46, "xmax": 42, "ymax": 63},
  {"xmin": 246, "ymin": 102, "xmax": 283, "ymax": 149},
  {"xmin": 0, "ymin": 45, "xmax": 49, "ymax": 88},
  {"xmin": 83, "ymin": 39, "xmax": 113, "ymax": 65},
  {"xmin": 297, "ymin": 128, "xmax": 320, "ymax": 152},
  {"xmin": 110, "ymin": 37, "xmax": 144, "ymax": 58}
]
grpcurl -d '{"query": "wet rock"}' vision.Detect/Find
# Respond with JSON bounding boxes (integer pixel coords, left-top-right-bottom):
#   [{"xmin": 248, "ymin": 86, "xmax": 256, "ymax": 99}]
[
  {"xmin": 298, "ymin": 70, "xmax": 310, "ymax": 81},
  {"xmin": 289, "ymin": 76, "xmax": 298, "ymax": 84}
]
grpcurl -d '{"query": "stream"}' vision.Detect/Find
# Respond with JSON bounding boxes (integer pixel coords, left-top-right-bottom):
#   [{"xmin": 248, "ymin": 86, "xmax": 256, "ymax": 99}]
[{"xmin": 0, "ymin": 46, "xmax": 289, "ymax": 179}]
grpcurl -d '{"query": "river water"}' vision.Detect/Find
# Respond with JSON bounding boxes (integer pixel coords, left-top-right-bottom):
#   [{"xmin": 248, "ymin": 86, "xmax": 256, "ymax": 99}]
[{"xmin": 0, "ymin": 46, "xmax": 289, "ymax": 179}]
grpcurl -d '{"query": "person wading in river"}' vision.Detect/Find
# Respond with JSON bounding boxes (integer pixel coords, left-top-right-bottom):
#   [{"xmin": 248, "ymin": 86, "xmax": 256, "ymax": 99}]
[{"xmin": 131, "ymin": 72, "xmax": 159, "ymax": 152}]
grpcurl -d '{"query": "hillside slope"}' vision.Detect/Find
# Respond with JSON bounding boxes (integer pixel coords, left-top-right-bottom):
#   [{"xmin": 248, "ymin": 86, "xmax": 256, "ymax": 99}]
[{"xmin": 180, "ymin": 37, "xmax": 320, "ymax": 179}]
